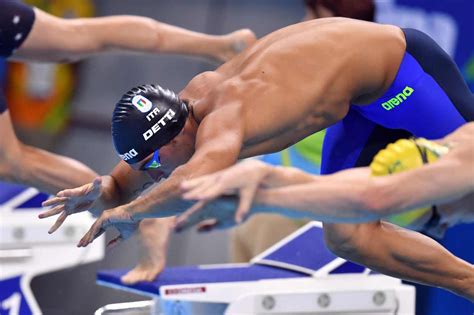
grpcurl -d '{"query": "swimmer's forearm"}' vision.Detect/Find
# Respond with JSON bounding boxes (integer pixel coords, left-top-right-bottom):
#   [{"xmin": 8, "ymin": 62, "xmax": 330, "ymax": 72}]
[
  {"xmin": 3, "ymin": 144, "xmax": 97, "ymax": 195},
  {"xmin": 253, "ymin": 178, "xmax": 380, "ymax": 223},
  {"xmin": 128, "ymin": 173, "xmax": 195, "ymax": 219},
  {"xmin": 368, "ymin": 157, "xmax": 473, "ymax": 214},
  {"xmin": 260, "ymin": 164, "xmax": 318, "ymax": 187},
  {"xmin": 256, "ymin": 159, "xmax": 473, "ymax": 221},
  {"xmin": 18, "ymin": 12, "xmax": 168, "ymax": 62},
  {"xmin": 107, "ymin": 161, "xmax": 156, "ymax": 205},
  {"xmin": 16, "ymin": 9, "xmax": 232, "ymax": 63},
  {"xmin": 251, "ymin": 167, "xmax": 382, "ymax": 222}
]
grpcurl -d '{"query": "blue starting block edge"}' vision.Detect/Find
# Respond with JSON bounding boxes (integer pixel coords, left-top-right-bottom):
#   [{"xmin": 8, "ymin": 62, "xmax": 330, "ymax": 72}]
[
  {"xmin": 0, "ymin": 182, "xmax": 49, "ymax": 209},
  {"xmin": 97, "ymin": 264, "xmax": 308, "ymax": 297},
  {"xmin": 97, "ymin": 223, "xmax": 370, "ymax": 297},
  {"xmin": 0, "ymin": 183, "xmax": 26, "ymax": 204}
]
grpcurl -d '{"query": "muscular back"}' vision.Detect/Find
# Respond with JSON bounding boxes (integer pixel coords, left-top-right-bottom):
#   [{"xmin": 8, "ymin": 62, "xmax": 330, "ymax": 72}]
[{"xmin": 183, "ymin": 18, "xmax": 406, "ymax": 157}]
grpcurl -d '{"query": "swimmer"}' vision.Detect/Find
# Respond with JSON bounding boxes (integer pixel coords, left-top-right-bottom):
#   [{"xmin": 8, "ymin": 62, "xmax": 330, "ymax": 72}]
[
  {"xmin": 44, "ymin": 18, "xmax": 473, "ymax": 297},
  {"xmin": 177, "ymin": 124, "xmax": 474, "ymax": 301},
  {"xmin": 1, "ymin": 0, "xmax": 256, "ymax": 282}
]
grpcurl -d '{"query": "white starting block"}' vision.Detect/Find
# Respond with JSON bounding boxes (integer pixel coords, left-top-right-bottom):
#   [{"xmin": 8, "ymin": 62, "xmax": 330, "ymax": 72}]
[
  {"xmin": 0, "ymin": 183, "xmax": 104, "ymax": 315},
  {"xmin": 97, "ymin": 222, "xmax": 415, "ymax": 315}
]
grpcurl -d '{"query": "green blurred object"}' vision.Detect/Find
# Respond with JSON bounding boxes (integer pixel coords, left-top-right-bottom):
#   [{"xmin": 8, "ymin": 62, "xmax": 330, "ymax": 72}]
[{"xmin": 293, "ymin": 129, "xmax": 326, "ymax": 166}]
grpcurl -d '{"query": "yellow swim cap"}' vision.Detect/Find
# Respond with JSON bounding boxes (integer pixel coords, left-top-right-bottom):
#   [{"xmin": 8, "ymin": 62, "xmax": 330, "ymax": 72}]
[{"xmin": 370, "ymin": 138, "xmax": 449, "ymax": 227}]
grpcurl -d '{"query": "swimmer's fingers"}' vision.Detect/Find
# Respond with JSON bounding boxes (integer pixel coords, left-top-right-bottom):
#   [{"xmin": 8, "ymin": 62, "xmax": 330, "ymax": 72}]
[
  {"xmin": 180, "ymin": 175, "xmax": 212, "ymax": 192},
  {"xmin": 41, "ymin": 197, "xmax": 68, "ymax": 208},
  {"xmin": 175, "ymin": 200, "xmax": 210, "ymax": 232},
  {"xmin": 56, "ymin": 185, "xmax": 88, "ymax": 198},
  {"xmin": 78, "ymin": 218, "xmax": 102, "ymax": 247},
  {"xmin": 181, "ymin": 175, "xmax": 218, "ymax": 198},
  {"xmin": 78, "ymin": 207, "xmax": 133, "ymax": 247},
  {"xmin": 48, "ymin": 211, "xmax": 68, "ymax": 234},
  {"xmin": 58, "ymin": 177, "xmax": 102, "ymax": 198},
  {"xmin": 78, "ymin": 213, "xmax": 110, "ymax": 247},
  {"xmin": 182, "ymin": 177, "xmax": 223, "ymax": 201},
  {"xmin": 235, "ymin": 185, "xmax": 258, "ymax": 223},
  {"xmin": 38, "ymin": 204, "xmax": 65, "ymax": 219}
]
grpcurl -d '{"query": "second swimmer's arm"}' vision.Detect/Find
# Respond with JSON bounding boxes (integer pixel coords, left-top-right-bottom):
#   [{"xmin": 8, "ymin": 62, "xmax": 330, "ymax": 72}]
[
  {"xmin": 14, "ymin": 8, "xmax": 220, "ymax": 62},
  {"xmin": 253, "ymin": 152, "xmax": 473, "ymax": 222},
  {"xmin": 253, "ymin": 167, "xmax": 378, "ymax": 222}
]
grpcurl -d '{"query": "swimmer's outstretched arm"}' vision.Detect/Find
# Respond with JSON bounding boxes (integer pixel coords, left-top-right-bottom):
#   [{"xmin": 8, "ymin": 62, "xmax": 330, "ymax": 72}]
[
  {"xmin": 13, "ymin": 8, "xmax": 255, "ymax": 63},
  {"xmin": 180, "ymin": 147, "xmax": 473, "ymax": 223},
  {"xmin": 0, "ymin": 111, "xmax": 98, "ymax": 196},
  {"xmin": 77, "ymin": 107, "xmax": 244, "ymax": 247},
  {"xmin": 256, "ymin": 152, "xmax": 473, "ymax": 221},
  {"xmin": 39, "ymin": 160, "xmax": 154, "ymax": 231}
]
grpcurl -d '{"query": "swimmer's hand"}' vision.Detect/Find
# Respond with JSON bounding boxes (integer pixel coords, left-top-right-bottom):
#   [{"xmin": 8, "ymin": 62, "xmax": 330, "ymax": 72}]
[
  {"xmin": 180, "ymin": 160, "xmax": 270, "ymax": 224},
  {"xmin": 39, "ymin": 177, "xmax": 111, "ymax": 233},
  {"xmin": 175, "ymin": 196, "xmax": 242, "ymax": 233},
  {"xmin": 77, "ymin": 205, "xmax": 138, "ymax": 248}
]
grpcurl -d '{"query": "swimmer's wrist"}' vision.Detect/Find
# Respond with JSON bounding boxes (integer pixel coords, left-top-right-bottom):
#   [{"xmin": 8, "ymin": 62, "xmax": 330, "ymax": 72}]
[
  {"xmin": 257, "ymin": 163, "xmax": 276, "ymax": 187},
  {"xmin": 125, "ymin": 198, "xmax": 149, "ymax": 221},
  {"xmin": 100, "ymin": 175, "xmax": 120, "ymax": 206},
  {"xmin": 253, "ymin": 190, "xmax": 278, "ymax": 213}
]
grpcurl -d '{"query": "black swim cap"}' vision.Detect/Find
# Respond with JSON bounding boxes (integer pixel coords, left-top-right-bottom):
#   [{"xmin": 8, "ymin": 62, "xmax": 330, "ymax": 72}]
[{"xmin": 112, "ymin": 84, "xmax": 189, "ymax": 164}]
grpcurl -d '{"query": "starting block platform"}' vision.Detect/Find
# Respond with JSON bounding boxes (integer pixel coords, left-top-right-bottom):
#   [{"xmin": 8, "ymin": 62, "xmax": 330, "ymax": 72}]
[{"xmin": 97, "ymin": 222, "xmax": 415, "ymax": 315}]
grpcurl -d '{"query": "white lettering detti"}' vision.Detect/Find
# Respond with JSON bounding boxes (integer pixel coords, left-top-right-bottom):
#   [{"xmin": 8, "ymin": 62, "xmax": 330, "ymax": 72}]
[
  {"xmin": 143, "ymin": 109, "xmax": 177, "ymax": 141},
  {"xmin": 120, "ymin": 148, "xmax": 138, "ymax": 161},
  {"xmin": 146, "ymin": 107, "xmax": 160, "ymax": 122}
]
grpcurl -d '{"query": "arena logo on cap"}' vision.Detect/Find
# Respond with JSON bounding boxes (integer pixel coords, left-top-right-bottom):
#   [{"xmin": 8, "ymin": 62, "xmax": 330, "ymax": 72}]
[
  {"xmin": 120, "ymin": 148, "xmax": 138, "ymax": 161},
  {"xmin": 132, "ymin": 95, "xmax": 153, "ymax": 113}
]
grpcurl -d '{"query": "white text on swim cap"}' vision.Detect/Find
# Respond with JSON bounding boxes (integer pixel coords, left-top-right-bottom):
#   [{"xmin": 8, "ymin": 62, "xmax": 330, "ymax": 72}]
[
  {"xmin": 143, "ymin": 109, "xmax": 176, "ymax": 141},
  {"xmin": 120, "ymin": 148, "xmax": 138, "ymax": 161},
  {"xmin": 146, "ymin": 107, "xmax": 161, "ymax": 122}
]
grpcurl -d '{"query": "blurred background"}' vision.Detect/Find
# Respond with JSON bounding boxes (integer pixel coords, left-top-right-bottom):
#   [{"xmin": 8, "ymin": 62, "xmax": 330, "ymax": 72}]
[{"xmin": 0, "ymin": 0, "xmax": 473, "ymax": 314}]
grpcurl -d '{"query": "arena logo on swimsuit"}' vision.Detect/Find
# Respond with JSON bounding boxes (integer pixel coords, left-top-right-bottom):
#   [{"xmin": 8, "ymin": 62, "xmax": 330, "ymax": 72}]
[
  {"xmin": 381, "ymin": 86, "xmax": 414, "ymax": 111},
  {"xmin": 143, "ymin": 108, "xmax": 176, "ymax": 141}
]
